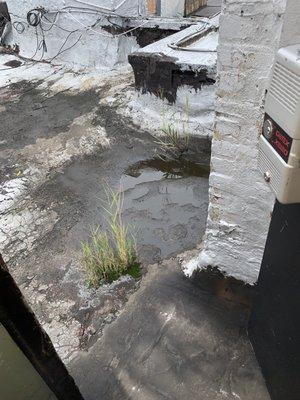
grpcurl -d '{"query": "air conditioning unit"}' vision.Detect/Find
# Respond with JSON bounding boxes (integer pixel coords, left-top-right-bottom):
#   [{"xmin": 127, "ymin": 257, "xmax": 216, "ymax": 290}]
[{"xmin": 258, "ymin": 45, "xmax": 300, "ymax": 204}]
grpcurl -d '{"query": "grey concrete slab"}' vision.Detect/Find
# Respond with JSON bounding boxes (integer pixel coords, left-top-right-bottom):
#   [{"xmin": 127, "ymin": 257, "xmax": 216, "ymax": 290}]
[
  {"xmin": 194, "ymin": 6, "xmax": 221, "ymax": 18},
  {"xmin": 0, "ymin": 68, "xmax": 211, "ymax": 363},
  {"xmin": 207, "ymin": 0, "xmax": 222, "ymax": 7},
  {"xmin": 192, "ymin": 0, "xmax": 221, "ymax": 18},
  {"xmin": 70, "ymin": 260, "xmax": 270, "ymax": 400}
]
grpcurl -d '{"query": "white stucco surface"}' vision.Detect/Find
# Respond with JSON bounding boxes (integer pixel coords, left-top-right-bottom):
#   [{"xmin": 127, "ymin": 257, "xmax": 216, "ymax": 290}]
[
  {"xmin": 185, "ymin": 0, "xmax": 291, "ymax": 283},
  {"xmin": 160, "ymin": 0, "xmax": 185, "ymax": 18},
  {"xmin": 280, "ymin": 0, "xmax": 300, "ymax": 47},
  {"xmin": 5, "ymin": 0, "xmax": 146, "ymax": 69},
  {"xmin": 114, "ymin": 83, "xmax": 215, "ymax": 138},
  {"xmin": 136, "ymin": 16, "xmax": 219, "ymax": 73}
]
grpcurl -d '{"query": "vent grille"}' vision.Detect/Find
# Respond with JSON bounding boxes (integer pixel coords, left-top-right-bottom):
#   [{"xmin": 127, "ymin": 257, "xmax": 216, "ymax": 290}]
[
  {"xmin": 258, "ymin": 146, "xmax": 281, "ymax": 192},
  {"xmin": 269, "ymin": 62, "xmax": 300, "ymax": 114}
]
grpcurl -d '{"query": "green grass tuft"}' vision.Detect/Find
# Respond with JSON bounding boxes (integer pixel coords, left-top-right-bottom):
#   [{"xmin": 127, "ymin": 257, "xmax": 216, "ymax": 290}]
[
  {"xmin": 82, "ymin": 187, "xmax": 140, "ymax": 288},
  {"xmin": 156, "ymin": 98, "xmax": 190, "ymax": 157}
]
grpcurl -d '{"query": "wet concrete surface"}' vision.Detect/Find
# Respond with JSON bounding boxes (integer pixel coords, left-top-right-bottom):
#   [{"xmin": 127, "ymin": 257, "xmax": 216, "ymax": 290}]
[
  {"xmin": 0, "ymin": 74, "xmax": 211, "ymax": 361},
  {"xmin": 3, "ymin": 59, "xmax": 22, "ymax": 68},
  {"xmin": 0, "ymin": 65, "xmax": 270, "ymax": 399},
  {"xmin": 121, "ymin": 158, "xmax": 209, "ymax": 262},
  {"xmin": 0, "ymin": 80, "xmax": 100, "ymax": 150},
  {"xmin": 70, "ymin": 259, "xmax": 270, "ymax": 400},
  {"xmin": 31, "ymin": 127, "xmax": 210, "ymax": 265},
  {"xmin": 16, "ymin": 131, "xmax": 210, "ymax": 357}
]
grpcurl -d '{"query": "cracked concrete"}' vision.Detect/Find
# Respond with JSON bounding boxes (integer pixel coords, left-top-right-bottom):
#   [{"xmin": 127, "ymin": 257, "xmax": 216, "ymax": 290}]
[
  {"xmin": 0, "ymin": 60, "xmax": 141, "ymax": 363},
  {"xmin": 70, "ymin": 258, "xmax": 270, "ymax": 400},
  {"xmin": 0, "ymin": 56, "xmax": 211, "ymax": 365},
  {"xmin": 0, "ymin": 55, "xmax": 269, "ymax": 399}
]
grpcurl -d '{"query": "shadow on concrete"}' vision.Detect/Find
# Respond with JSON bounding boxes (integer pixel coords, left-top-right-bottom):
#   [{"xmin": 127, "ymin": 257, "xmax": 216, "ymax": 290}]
[
  {"xmin": 70, "ymin": 260, "xmax": 270, "ymax": 400},
  {"xmin": 0, "ymin": 80, "xmax": 101, "ymax": 151}
]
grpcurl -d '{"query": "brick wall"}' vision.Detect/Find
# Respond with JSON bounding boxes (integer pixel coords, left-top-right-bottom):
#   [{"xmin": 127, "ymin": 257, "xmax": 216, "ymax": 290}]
[{"xmin": 191, "ymin": 0, "xmax": 288, "ymax": 283}]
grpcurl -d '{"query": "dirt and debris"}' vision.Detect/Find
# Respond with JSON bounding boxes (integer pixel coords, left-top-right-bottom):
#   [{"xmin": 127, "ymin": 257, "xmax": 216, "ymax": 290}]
[
  {"xmin": 3, "ymin": 59, "xmax": 22, "ymax": 68},
  {"xmin": 0, "ymin": 57, "xmax": 211, "ymax": 363},
  {"xmin": 0, "ymin": 52, "xmax": 271, "ymax": 400},
  {"xmin": 70, "ymin": 257, "xmax": 270, "ymax": 400},
  {"xmin": 129, "ymin": 52, "xmax": 215, "ymax": 103},
  {"xmin": 102, "ymin": 23, "xmax": 191, "ymax": 48}
]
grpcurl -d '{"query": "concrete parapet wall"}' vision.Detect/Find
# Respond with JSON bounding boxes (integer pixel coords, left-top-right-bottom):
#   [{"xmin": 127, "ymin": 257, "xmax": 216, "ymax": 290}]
[
  {"xmin": 189, "ymin": 0, "xmax": 290, "ymax": 283},
  {"xmin": 4, "ymin": 0, "xmax": 146, "ymax": 69}
]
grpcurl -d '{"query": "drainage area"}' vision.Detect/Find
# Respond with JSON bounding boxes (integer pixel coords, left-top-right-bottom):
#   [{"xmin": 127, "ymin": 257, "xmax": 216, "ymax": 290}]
[{"xmin": 120, "ymin": 157, "xmax": 209, "ymax": 264}]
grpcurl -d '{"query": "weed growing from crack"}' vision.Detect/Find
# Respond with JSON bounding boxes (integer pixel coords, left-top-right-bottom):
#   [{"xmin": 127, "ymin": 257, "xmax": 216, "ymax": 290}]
[
  {"xmin": 82, "ymin": 187, "xmax": 140, "ymax": 288},
  {"xmin": 156, "ymin": 98, "xmax": 190, "ymax": 159}
]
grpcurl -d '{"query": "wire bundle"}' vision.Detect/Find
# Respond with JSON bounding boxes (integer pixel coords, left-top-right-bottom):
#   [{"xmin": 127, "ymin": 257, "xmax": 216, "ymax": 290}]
[{"xmin": 9, "ymin": 4, "xmax": 150, "ymax": 63}]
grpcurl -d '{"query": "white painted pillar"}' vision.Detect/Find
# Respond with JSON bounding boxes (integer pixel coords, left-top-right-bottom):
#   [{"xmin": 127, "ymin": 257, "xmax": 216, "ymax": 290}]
[
  {"xmin": 160, "ymin": 0, "xmax": 185, "ymax": 18},
  {"xmin": 187, "ymin": 0, "xmax": 289, "ymax": 284},
  {"xmin": 280, "ymin": 0, "xmax": 300, "ymax": 47}
]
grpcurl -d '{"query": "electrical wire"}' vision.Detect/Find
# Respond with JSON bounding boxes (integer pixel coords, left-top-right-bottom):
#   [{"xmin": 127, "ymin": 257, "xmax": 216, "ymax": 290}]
[
  {"xmin": 10, "ymin": 12, "xmax": 28, "ymax": 21},
  {"xmin": 46, "ymin": 7, "xmax": 103, "ymax": 17},
  {"xmin": 10, "ymin": 6, "xmax": 151, "ymax": 40},
  {"xmin": 2, "ymin": 3, "xmax": 217, "ymax": 72},
  {"xmin": 6, "ymin": 5, "xmax": 151, "ymax": 65},
  {"xmin": 39, "ymin": 12, "xmax": 59, "ymax": 32},
  {"xmin": 72, "ymin": 0, "xmax": 130, "ymax": 14},
  {"xmin": 66, "ymin": 10, "xmax": 150, "ymax": 38},
  {"xmin": 41, "ymin": 13, "xmax": 76, "ymax": 34},
  {"xmin": 27, "ymin": 9, "xmax": 42, "ymax": 27},
  {"xmin": 49, "ymin": 32, "xmax": 83, "ymax": 62},
  {"xmin": 106, "ymin": 16, "xmax": 123, "ymax": 30},
  {"xmin": 12, "ymin": 21, "xmax": 26, "ymax": 34},
  {"xmin": 43, "ymin": 5, "xmax": 152, "ymax": 36},
  {"xmin": 1, "ymin": 11, "xmax": 26, "ymax": 35},
  {"xmin": 29, "ymin": 26, "xmax": 45, "ymax": 61}
]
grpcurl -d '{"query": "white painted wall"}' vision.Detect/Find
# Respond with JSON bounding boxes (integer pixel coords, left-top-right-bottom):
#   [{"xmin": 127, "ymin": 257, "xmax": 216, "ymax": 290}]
[
  {"xmin": 186, "ymin": 0, "xmax": 292, "ymax": 283},
  {"xmin": 5, "ymin": 0, "xmax": 146, "ymax": 69},
  {"xmin": 280, "ymin": 0, "xmax": 300, "ymax": 47},
  {"xmin": 160, "ymin": 0, "xmax": 185, "ymax": 18}
]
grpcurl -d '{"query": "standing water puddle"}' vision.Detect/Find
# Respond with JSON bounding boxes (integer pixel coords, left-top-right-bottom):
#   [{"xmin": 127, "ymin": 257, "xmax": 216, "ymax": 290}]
[{"xmin": 120, "ymin": 158, "xmax": 210, "ymax": 264}]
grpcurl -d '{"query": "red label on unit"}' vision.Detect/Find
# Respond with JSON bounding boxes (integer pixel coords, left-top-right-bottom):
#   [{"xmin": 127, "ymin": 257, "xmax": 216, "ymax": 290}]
[{"xmin": 263, "ymin": 114, "xmax": 293, "ymax": 163}]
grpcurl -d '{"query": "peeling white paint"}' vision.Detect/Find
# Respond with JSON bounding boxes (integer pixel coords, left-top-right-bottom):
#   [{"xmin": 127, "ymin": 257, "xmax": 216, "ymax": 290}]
[
  {"xmin": 0, "ymin": 55, "xmax": 114, "ymax": 263},
  {"xmin": 114, "ymin": 84, "xmax": 215, "ymax": 138},
  {"xmin": 0, "ymin": 178, "xmax": 27, "ymax": 214},
  {"xmin": 190, "ymin": 0, "xmax": 289, "ymax": 284},
  {"xmin": 5, "ymin": 0, "xmax": 144, "ymax": 69},
  {"xmin": 135, "ymin": 17, "xmax": 219, "ymax": 74},
  {"xmin": 183, "ymin": 250, "xmax": 212, "ymax": 277},
  {"xmin": 160, "ymin": 0, "xmax": 185, "ymax": 18}
]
